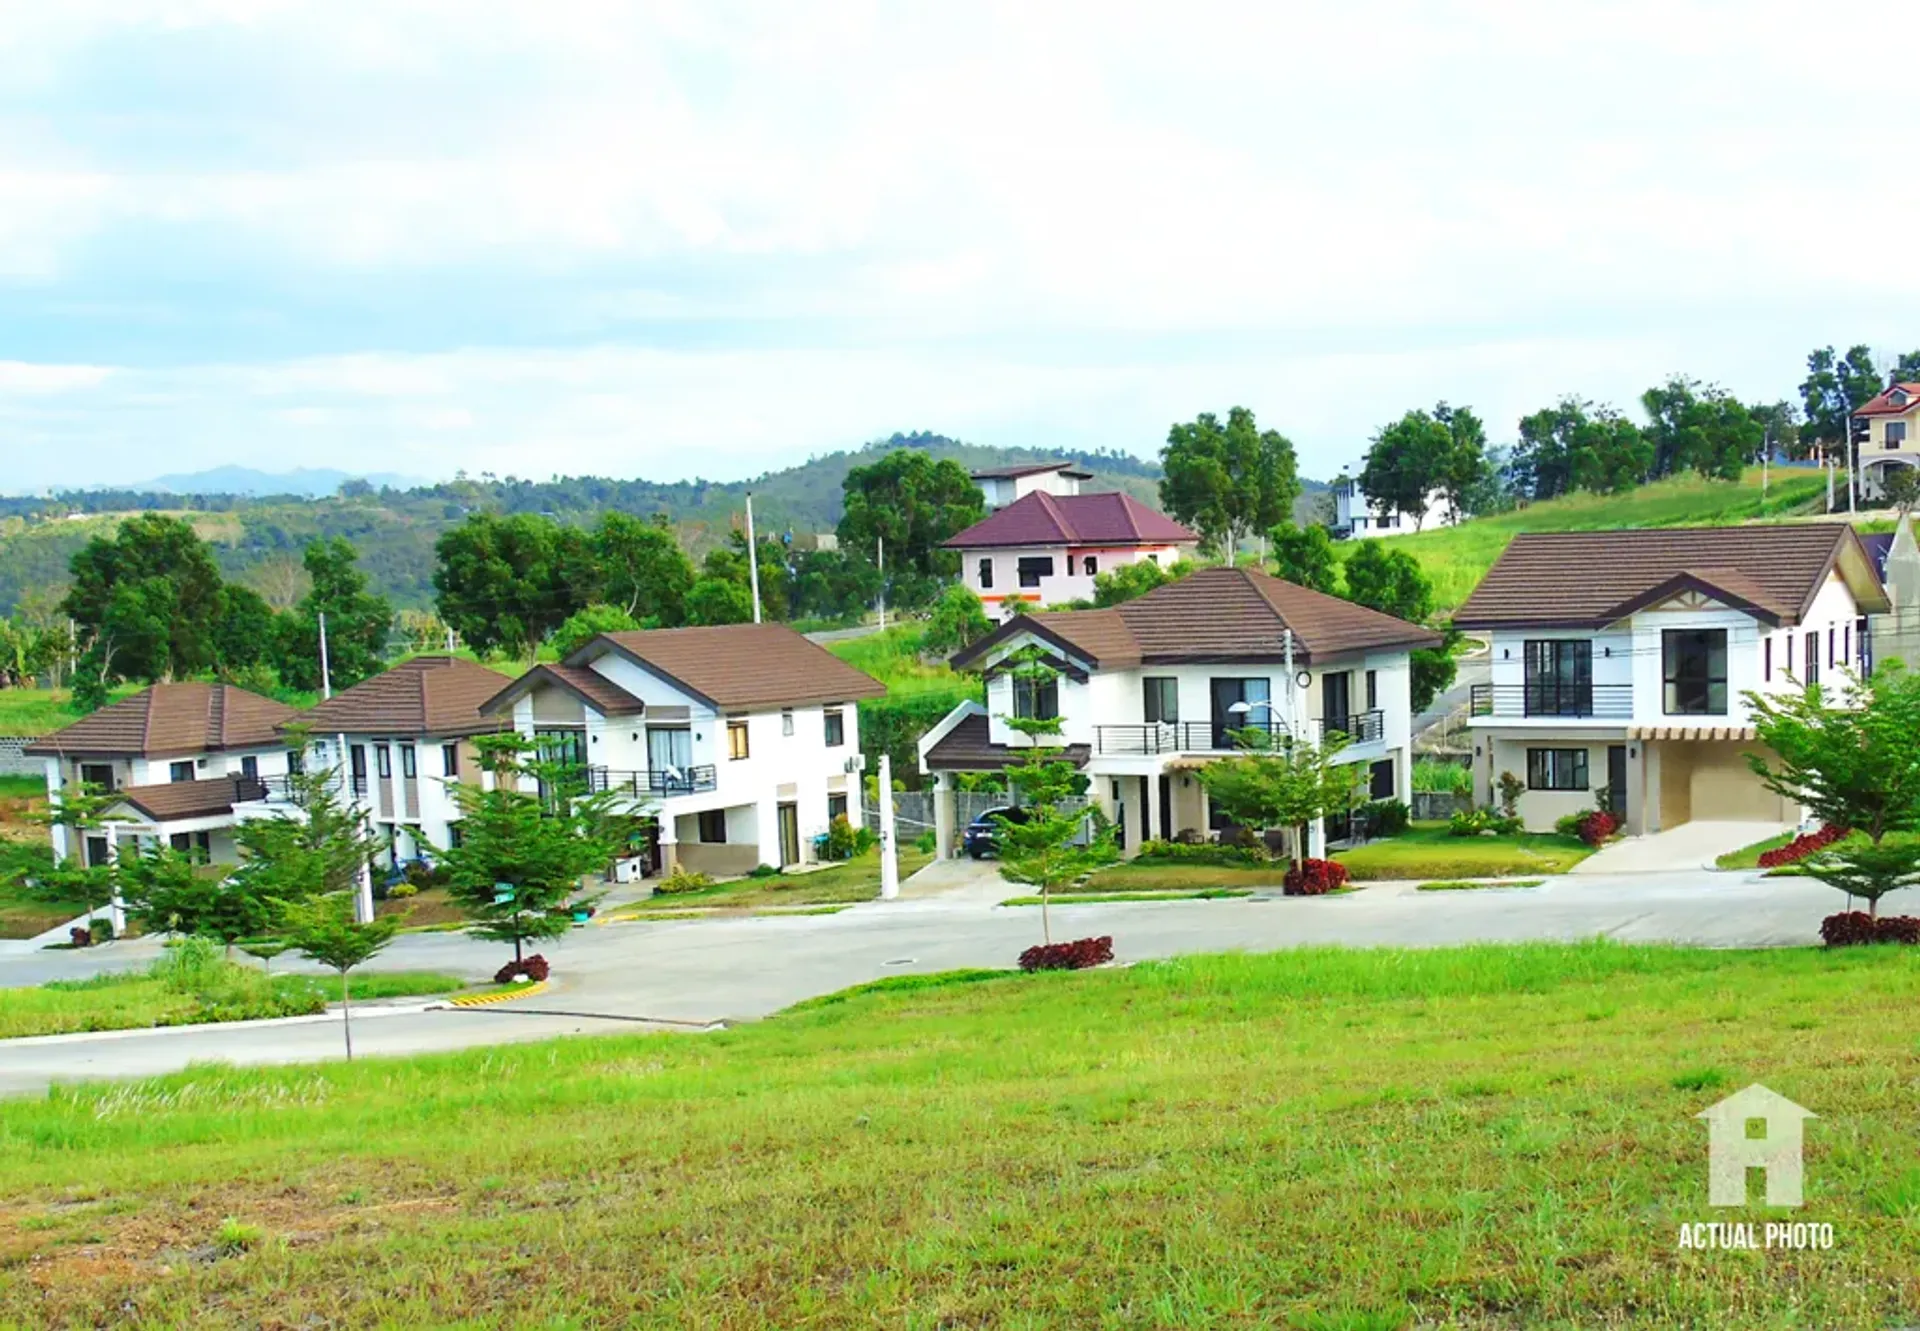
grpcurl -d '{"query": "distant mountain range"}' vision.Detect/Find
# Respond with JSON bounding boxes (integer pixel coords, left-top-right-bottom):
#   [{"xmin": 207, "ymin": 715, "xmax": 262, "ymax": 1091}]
[{"xmin": 128, "ymin": 466, "xmax": 424, "ymax": 497}]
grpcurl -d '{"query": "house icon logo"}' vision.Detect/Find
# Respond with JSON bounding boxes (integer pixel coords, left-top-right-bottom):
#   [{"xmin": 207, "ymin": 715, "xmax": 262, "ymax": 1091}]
[{"xmin": 1696, "ymin": 1083, "xmax": 1816, "ymax": 1207}]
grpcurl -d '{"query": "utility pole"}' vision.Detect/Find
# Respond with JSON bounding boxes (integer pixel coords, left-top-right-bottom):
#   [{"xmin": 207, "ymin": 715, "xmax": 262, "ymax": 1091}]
[
  {"xmin": 317, "ymin": 610, "xmax": 333, "ymax": 700},
  {"xmin": 876, "ymin": 536, "xmax": 886, "ymax": 632},
  {"xmin": 745, "ymin": 492, "xmax": 763, "ymax": 624},
  {"xmin": 1283, "ymin": 627, "xmax": 1299, "ymax": 737},
  {"xmin": 878, "ymin": 753, "xmax": 900, "ymax": 900}
]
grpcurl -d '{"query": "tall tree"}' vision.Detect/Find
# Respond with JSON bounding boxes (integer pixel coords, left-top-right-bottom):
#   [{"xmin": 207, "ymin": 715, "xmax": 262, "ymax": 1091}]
[
  {"xmin": 1432, "ymin": 402, "xmax": 1492, "ymax": 522},
  {"xmin": 1197, "ymin": 729, "xmax": 1363, "ymax": 871},
  {"xmin": 550, "ymin": 604, "xmax": 643, "ymax": 659},
  {"xmin": 595, "ymin": 512, "xmax": 694, "ymax": 625},
  {"xmin": 63, "ymin": 514, "xmax": 226, "ymax": 690},
  {"xmin": 1748, "ymin": 399, "xmax": 1803, "ymax": 461},
  {"xmin": 1799, "ymin": 345, "xmax": 1883, "ymax": 455},
  {"xmin": 230, "ymin": 754, "xmax": 383, "ymax": 912},
  {"xmin": 1159, "ymin": 407, "xmax": 1301, "ymax": 557},
  {"xmin": 1639, "ymin": 376, "xmax": 1763, "ymax": 482},
  {"xmin": 684, "ymin": 576, "xmax": 754, "ymax": 626},
  {"xmin": 1341, "ymin": 541, "xmax": 1454, "ymax": 713},
  {"xmin": 1892, "ymin": 351, "xmax": 1920, "ymax": 386},
  {"xmin": 1268, "ymin": 522, "xmax": 1339, "ymax": 594},
  {"xmin": 922, "ymin": 584, "xmax": 992, "ymax": 655},
  {"xmin": 1512, "ymin": 398, "xmax": 1651, "ymax": 500},
  {"xmin": 835, "ymin": 451, "xmax": 984, "ymax": 608},
  {"xmin": 274, "ymin": 538, "xmax": 393, "ymax": 692},
  {"xmin": 1358, "ymin": 410, "xmax": 1452, "ymax": 530},
  {"xmin": 1091, "ymin": 558, "xmax": 1189, "ymax": 607},
  {"xmin": 432, "ymin": 514, "xmax": 588, "ymax": 658},
  {"xmin": 210, "ymin": 583, "xmax": 276, "ymax": 678}
]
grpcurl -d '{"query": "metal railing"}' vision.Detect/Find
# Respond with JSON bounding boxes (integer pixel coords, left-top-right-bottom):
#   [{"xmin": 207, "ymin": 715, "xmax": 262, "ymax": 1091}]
[
  {"xmin": 587, "ymin": 765, "xmax": 718, "ymax": 797},
  {"xmin": 1094, "ymin": 716, "xmax": 1381, "ymax": 756},
  {"xmin": 1470, "ymin": 682, "xmax": 1634, "ymax": 719},
  {"xmin": 1318, "ymin": 709, "xmax": 1384, "ymax": 743}
]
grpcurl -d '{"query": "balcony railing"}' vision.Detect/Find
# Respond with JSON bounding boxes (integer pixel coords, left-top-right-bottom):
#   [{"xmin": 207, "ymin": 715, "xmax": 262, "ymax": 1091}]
[
  {"xmin": 1470, "ymin": 682, "xmax": 1634, "ymax": 720},
  {"xmin": 1319, "ymin": 710, "xmax": 1384, "ymax": 744},
  {"xmin": 586, "ymin": 765, "xmax": 717, "ymax": 798},
  {"xmin": 1093, "ymin": 714, "xmax": 1383, "ymax": 757}
]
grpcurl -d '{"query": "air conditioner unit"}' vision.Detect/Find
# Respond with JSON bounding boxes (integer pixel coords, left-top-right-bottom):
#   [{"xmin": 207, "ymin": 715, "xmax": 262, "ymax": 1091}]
[{"xmin": 844, "ymin": 754, "xmax": 866, "ymax": 774}]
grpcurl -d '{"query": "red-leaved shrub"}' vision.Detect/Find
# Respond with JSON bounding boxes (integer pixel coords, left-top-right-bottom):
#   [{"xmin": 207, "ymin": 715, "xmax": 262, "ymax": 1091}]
[
  {"xmin": 1575, "ymin": 809, "xmax": 1618, "ymax": 848},
  {"xmin": 493, "ymin": 954, "xmax": 551, "ymax": 984},
  {"xmin": 1820, "ymin": 912, "xmax": 1920, "ymax": 946},
  {"xmin": 1018, "ymin": 936, "xmax": 1114, "ymax": 971},
  {"xmin": 1759, "ymin": 823, "xmax": 1849, "ymax": 869},
  {"xmin": 1284, "ymin": 857, "xmax": 1349, "ymax": 896}
]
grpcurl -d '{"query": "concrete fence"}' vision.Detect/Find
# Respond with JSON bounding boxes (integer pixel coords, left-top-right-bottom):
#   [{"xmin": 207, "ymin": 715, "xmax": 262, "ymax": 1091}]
[
  {"xmin": 1411, "ymin": 791, "xmax": 1472, "ymax": 822},
  {"xmin": 0, "ymin": 737, "xmax": 40, "ymax": 778}
]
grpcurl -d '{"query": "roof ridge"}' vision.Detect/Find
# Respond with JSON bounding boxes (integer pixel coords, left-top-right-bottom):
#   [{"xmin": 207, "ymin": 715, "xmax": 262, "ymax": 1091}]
[
  {"xmin": 1030, "ymin": 490, "xmax": 1073, "ymax": 542},
  {"xmin": 209, "ymin": 682, "xmax": 226, "ymax": 748},
  {"xmin": 1114, "ymin": 492, "xmax": 1143, "ymax": 541},
  {"xmin": 140, "ymin": 686, "xmax": 157, "ymax": 753}
]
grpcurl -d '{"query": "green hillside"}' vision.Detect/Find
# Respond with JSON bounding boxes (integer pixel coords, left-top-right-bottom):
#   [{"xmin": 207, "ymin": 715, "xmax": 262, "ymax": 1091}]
[{"xmin": 1351, "ymin": 466, "xmax": 1832, "ymax": 615}]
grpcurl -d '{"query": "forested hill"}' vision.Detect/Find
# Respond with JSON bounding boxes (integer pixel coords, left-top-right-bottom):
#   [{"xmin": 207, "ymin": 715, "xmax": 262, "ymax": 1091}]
[{"xmin": 0, "ymin": 434, "xmax": 1274, "ymax": 615}]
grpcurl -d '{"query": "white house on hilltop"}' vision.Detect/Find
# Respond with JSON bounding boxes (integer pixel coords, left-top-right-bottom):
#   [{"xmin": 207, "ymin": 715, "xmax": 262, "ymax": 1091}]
[
  {"xmin": 969, "ymin": 460, "xmax": 1093, "ymax": 511},
  {"xmin": 1330, "ymin": 475, "xmax": 1454, "ymax": 539}
]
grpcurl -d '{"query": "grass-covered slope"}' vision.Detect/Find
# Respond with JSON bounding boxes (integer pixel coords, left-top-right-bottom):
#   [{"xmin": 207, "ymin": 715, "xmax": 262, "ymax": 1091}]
[{"xmin": 2, "ymin": 942, "xmax": 1915, "ymax": 1327}]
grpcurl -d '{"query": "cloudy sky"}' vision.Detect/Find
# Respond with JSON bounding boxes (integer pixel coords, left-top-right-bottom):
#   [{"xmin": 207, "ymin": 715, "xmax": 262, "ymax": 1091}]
[{"xmin": 1, "ymin": 0, "xmax": 1913, "ymax": 493}]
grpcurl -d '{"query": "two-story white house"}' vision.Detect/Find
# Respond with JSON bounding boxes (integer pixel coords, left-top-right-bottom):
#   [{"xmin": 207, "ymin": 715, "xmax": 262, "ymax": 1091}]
[
  {"xmin": 1455, "ymin": 524, "xmax": 1888, "ymax": 835},
  {"xmin": 944, "ymin": 491, "xmax": 1201, "ymax": 623},
  {"xmin": 918, "ymin": 565, "xmax": 1440, "ymax": 858},
  {"xmin": 253, "ymin": 654, "xmax": 513, "ymax": 870},
  {"xmin": 1330, "ymin": 475, "xmax": 1455, "ymax": 539},
  {"xmin": 26, "ymin": 682, "xmax": 300, "ymax": 868},
  {"xmin": 970, "ymin": 460, "xmax": 1093, "ymax": 511},
  {"xmin": 1856, "ymin": 381, "xmax": 1920, "ymax": 503},
  {"xmin": 480, "ymin": 623, "xmax": 885, "ymax": 876}
]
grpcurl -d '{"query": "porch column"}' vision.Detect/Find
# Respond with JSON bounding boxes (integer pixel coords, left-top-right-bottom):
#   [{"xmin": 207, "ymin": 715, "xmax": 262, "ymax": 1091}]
[
  {"xmin": 755, "ymin": 796, "xmax": 781, "ymax": 870},
  {"xmin": 1308, "ymin": 816, "xmax": 1327, "ymax": 860},
  {"xmin": 1624, "ymin": 739, "xmax": 1648, "ymax": 837},
  {"xmin": 104, "ymin": 824, "xmax": 125, "ymax": 936},
  {"xmin": 657, "ymin": 815, "xmax": 679, "ymax": 874},
  {"xmin": 932, "ymin": 773, "xmax": 957, "ymax": 861},
  {"xmin": 1143, "ymin": 771, "xmax": 1162, "ymax": 847}
]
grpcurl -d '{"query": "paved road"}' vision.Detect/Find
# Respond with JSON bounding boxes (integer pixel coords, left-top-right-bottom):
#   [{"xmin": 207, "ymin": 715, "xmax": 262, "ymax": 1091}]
[{"xmin": 0, "ymin": 862, "xmax": 1845, "ymax": 1096}]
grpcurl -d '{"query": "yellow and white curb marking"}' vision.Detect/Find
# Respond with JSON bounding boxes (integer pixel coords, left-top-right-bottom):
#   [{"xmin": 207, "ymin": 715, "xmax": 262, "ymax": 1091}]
[{"xmin": 448, "ymin": 980, "xmax": 549, "ymax": 1008}]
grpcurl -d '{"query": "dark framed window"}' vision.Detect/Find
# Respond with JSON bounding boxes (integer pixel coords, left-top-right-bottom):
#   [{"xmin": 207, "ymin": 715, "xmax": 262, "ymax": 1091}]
[
  {"xmin": 170, "ymin": 761, "xmax": 194, "ymax": 783},
  {"xmin": 1143, "ymin": 677, "xmax": 1178, "ymax": 724},
  {"xmin": 1365, "ymin": 669, "xmax": 1378, "ymax": 711},
  {"xmin": 1527, "ymin": 748, "xmax": 1589, "ymax": 791},
  {"xmin": 781, "ymin": 709, "xmax": 795, "ymax": 737},
  {"xmin": 80, "ymin": 763, "xmax": 116, "ymax": 792},
  {"xmin": 727, "ymin": 720, "xmax": 750, "ymax": 761},
  {"xmin": 1523, "ymin": 640, "xmax": 1593, "ymax": 716},
  {"xmin": 827, "ymin": 793, "xmax": 849, "ymax": 823},
  {"xmin": 978, "ymin": 558, "xmax": 993, "ymax": 590},
  {"xmin": 1369, "ymin": 758, "xmax": 1394, "ymax": 800},
  {"xmin": 1804, "ymin": 631, "xmax": 1820, "ymax": 685},
  {"xmin": 1012, "ymin": 675, "xmax": 1059, "ymax": 721},
  {"xmin": 1017, "ymin": 556, "xmax": 1054, "ymax": 588},
  {"xmin": 446, "ymin": 821, "xmax": 464, "ymax": 850},
  {"xmin": 442, "ymin": 743, "xmax": 460, "ymax": 777},
  {"xmin": 288, "ymin": 749, "xmax": 304, "ymax": 776},
  {"xmin": 1763, "ymin": 636, "xmax": 1772, "ymax": 682},
  {"xmin": 697, "ymin": 809, "xmax": 727, "ymax": 843},
  {"xmin": 400, "ymin": 746, "xmax": 416, "ymax": 779},
  {"xmin": 241, "ymin": 755, "xmax": 259, "ymax": 781},
  {"xmin": 1784, "ymin": 633, "xmax": 1793, "ymax": 676},
  {"xmin": 1082, "ymin": 555, "xmax": 1097, "ymax": 576},
  {"xmin": 824, "ymin": 709, "xmax": 845, "ymax": 747},
  {"xmin": 1843, "ymin": 624, "xmax": 1851, "ymax": 670},
  {"xmin": 1663, "ymin": 629, "xmax": 1728, "ymax": 715},
  {"xmin": 376, "ymin": 746, "xmax": 392, "ymax": 778},
  {"xmin": 1888, "ymin": 421, "xmax": 1908, "ymax": 445}
]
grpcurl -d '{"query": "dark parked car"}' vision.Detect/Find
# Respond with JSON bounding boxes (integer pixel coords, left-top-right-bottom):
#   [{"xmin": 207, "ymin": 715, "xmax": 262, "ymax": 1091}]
[{"xmin": 963, "ymin": 805, "xmax": 1030, "ymax": 859}]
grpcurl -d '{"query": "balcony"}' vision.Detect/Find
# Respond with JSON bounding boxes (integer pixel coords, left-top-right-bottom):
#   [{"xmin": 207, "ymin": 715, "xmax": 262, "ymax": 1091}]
[
  {"xmin": 1093, "ymin": 713, "xmax": 1383, "ymax": 757},
  {"xmin": 586, "ymin": 765, "xmax": 717, "ymax": 798},
  {"xmin": 1470, "ymin": 683, "xmax": 1634, "ymax": 720}
]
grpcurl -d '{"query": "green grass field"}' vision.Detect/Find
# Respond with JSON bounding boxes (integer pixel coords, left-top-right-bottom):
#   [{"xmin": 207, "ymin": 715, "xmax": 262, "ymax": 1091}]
[
  {"xmin": 623, "ymin": 846, "xmax": 935, "ymax": 914},
  {"xmin": 1417, "ymin": 878, "xmax": 1546, "ymax": 892},
  {"xmin": 1349, "ymin": 467, "xmax": 1828, "ymax": 615},
  {"xmin": 1336, "ymin": 822, "xmax": 1593, "ymax": 880},
  {"xmin": 1, "ymin": 942, "xmax": 1916, "ymax": 1326},
  {"xmin": 823, "ymin": 623, "xmax": 969, "ymax": 697},
  {"xmin": 1083, "ymin": 860, "xmax": 1283, "ymax": 892}
]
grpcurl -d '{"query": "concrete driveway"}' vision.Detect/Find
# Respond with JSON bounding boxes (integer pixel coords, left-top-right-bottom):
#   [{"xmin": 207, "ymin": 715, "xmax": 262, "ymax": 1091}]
[{"xmin": 1570, "ymin": 820, "xmax": 1790, "ymax": 874}]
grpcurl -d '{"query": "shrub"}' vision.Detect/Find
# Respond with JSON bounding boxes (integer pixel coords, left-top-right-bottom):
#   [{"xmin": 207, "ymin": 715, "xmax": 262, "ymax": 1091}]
[
  {"xmin": 1360, "ymin": 798, "xmax": 1410, "ymax": 838},
  {"xmin": 403, "ymin": 860, "xmax": 450, "ymax": 889},
  {"xmin": 89, "ymin": 916, "xmax": 115, "ymax": 944},
  {"xmin": 1495, "ymin": 771, "xmax": 1524, "ymax": 819},
  {"xmin": 823, "ymin": 814, "xmax": 875, "ymax": 862},
  {"xmin": 1284, "ymin": 857, "xmax": 1349, "ymax": 896},
  {"xmin": 914, "ymin": 828, "xmax": 938, "ymax": 854},
  {"xmin": 1134, "ymin": 839, "xmax": 1268, "ymax": 867},
  {"xmin": 1018, "ymin": 935, "xmax": 1114, "ymax": 971},
  {"xmin": 494, "ymin": 954, "xmax": 551, "ymax": 984},
  {"xmin": 1453, "ymin": 808, "xmax": 1522, "ymax": 837},
  {"xmin": 1759, "ymin": 823, "xmax": 1850, "ymax": 869},
  {"xmin": 1821, "ymin": 912, "xmax": 1920, "ymax": 946},
  {"xmin": 1411, "ymin": 758, "xmax": 1473, "ymax": 795},
  {"xmin": 386, "ymin": 881, "xmax": 419, "ymax": 900},
  {"xmin": 1574, "ymin": 809, "xmax": 1619, "ymax": 848},
  {"xmin": 653, "ymin": 865, "xmax": 716, "ymax": 896},
  {"xmin": 747, "ymin": 864, "xmax": 783, "ymax": 879}
]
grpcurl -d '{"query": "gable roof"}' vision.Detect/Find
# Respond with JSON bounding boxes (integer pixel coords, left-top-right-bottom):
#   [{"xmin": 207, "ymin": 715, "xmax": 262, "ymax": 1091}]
[
  {"xmin": 1454, "ymin": 524, "xmax": 1889, "ymax": 630},
  {"xmin": 942, "ymin": 491, "xmax": 1198, "ymax": 550},
  {"xmin": 969, "ymin": 461, "xmax": 1094, "ymax": 480},
  {"xmin": 951, "ymin": 565, "xmax": 1441, "ymax": 669},
  {"xmin": 922, "ymin": 711, "xmax": 1090, "ymax": 772},
  {"xmin": 110, "ymin": 775, "xmax": 258, "ymax": 823},
  {"xmin": 479, "ymin": 662, "xmax": 648, "ymax": 719},
  {"xmin": 568, "ymin": 623, "xmax": 886, "ymax": 712},
  {"xmin": 24, "ymin": 683, "xmax": 297, "ymax": 759},
  {"xmin": 1855, "ymin": 383, "xmax": 1920, "ymax": 417},
  {"xmin": 292, "ymin": 655, "xmax": 513, "ymax": 738}
]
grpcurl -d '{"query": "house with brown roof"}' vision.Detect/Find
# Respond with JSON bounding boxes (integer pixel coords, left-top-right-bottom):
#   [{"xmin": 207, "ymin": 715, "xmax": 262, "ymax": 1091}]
[
  {"xmin": 242, "ymin": 655, "xmax": 512, "ymax": 872},
  {"xmin": 1455, "ymin": 524, "xmax": 1888, "ymax": 836},
  {"xmin": 917, "ymin": 565, "xmax": 1440, "ymax": 859},
  {"xmin": 24, "ymin": 682, "xmax": 301, "ymax": 872},
  {"xmin": 1855, "ymin": 382, "xmax": 1920, "ymax": 502},
  {"xmin": 943, "ymin": 490, "xmax": 1200, "ymax": 623},
  {"xmin": 480, "ymin": 624, "xmax": 885, "ymax": 876}
]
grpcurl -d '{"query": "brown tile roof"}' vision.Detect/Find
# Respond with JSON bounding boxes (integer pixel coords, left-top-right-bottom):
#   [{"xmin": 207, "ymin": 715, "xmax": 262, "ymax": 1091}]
[
  {"xmin": 479, "ymin": 663, "xmax": 647, "ymax": 719},
  {"xmin": 942, "ymin": 491, "xmax": 1199, "ymax": 550},
  {"xmin": 577, "ymin": 624, "xmax": 887, "ymax": 712},
  {"xmin": 951, "ymin": 565, "xmax": 1441, "ymax": 669},
  {"xmin": 292, "ymin": 655, "xmax": 513, "ymax": 738},
  {"xmin": 922, "ymin": 711, "xmax": 1089, "ymax": 772},
  {"xmin": 25, "ymin": 683, "xmax": 297, "ymax": 758},
  {"xmin": 111, "ymin": 776, "xmax": 257, "ymax": 823},
  {"xmin": 1453, "ymin": 524, "xmax": 1888, "ymax": 630},
  {"xmin": 969, "ymin": 461, "xmax": 1094, "ymax": 480},
  {"xmin": 1855, "ymin": 383, "xmax": 1920, "ymax": 417}
]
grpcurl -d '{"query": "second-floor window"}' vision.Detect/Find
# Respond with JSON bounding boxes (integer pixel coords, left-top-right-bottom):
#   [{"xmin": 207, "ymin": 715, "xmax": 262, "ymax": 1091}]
[
  {"xmin": 1887, "ymin": 422, "xmax": 1908, "ymax": 447},
  {"xmin": 1365, "ymin": 670, "xmax": 1378, "ymax": 711},
  {"xmin": 80, "ymin": 763, "xmax": 115, "ymax": 792},
  {"xmin": 781, "ymin": 710, "xmax": 795, "ymax": 737},
  {"xmin": 241, "ymin": 755, "xmax": 259, "ymax": 781},
  {"xmin": 400, "ymin": 746, "xmax": 416, "ymax": 779},
  {"xmin": 1017, "ymin": 556, "xmax": 1054, "ymax": 588},
  {"xmin": 1142, "ymin": 677, "xmax": 1178, "ymax": 724},
  {"xmin": 1012, "ymin": 674, "xmax": 1059, "ymax": 721},
  {"xmin": 1805, "ymin": 631, "xmax": 1820, "ymax": 685},
  {"xmin": 1082, "ymin": 555, "xmax": 1097, "ymax": 576},
  {"xmin": 442, "ymin": 743, "xmax": 459, "ymax": 777},
  {"xmin": 376, "ymin": 746, "xmax": 392, "ymax": 779},
  {"xmin": 727, "ymin": 720, "xmax": 750, "ymax": 760},
  {"xmin": 824, "ymin": 709, "xmax": 845, "ymax": 747},
  {"xmin": 1663, "ymin": 629, "xmax": 1728, "ymax": 715},
  {"xmin": 1523, "ymin": 640, "xmax": 1593, "ymax": 716},
  {"xmin": 978, "ymin": 558, "xmax": 993, "ymax": 589},
  {"xmin": 170, "ymin": 761, "xmax": 194, "ymax": 782}
]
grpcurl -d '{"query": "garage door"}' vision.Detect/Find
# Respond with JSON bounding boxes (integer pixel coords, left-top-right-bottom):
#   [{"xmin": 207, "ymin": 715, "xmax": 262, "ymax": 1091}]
[{"xmin": 1687, "ymin": 742, "xmax": 1786, "ymax": 823}]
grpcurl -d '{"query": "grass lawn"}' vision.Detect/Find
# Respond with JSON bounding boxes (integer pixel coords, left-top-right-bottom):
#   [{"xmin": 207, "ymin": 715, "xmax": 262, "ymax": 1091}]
[
  {"xmin": 1337, "ymin": 821, "xmax": 1593, "ymax": 880},
  {"xmin": 1348, "ymin": 467, "xmax": 1828, "ymax": 615},
  {"xmin": 1000, "ymin": 888, "xmax": 1254, "ymax": 905},
  {"xmin": 374, "ymin": 886, "xmax": 467, "ymax": 930},
  {"xmin": 1715, "ymin": 831, "xmax": 1796, "ymax": 871},
  {"xmin": 2, "ymin": 942, "xmax": 1918, "ymax": 1325},
  {"xmin": 1082, "ymin": 860, "xmax": 1284, "ymax": 892},
  {"xmin": 823, "ymin": 623, "xmax": 968, "ymax": 697},
  {"xmin": 1418, "ymin": 878, "xmax": 1546, "ymax": 891},
  {"xmin": 625, "ymin": 846, "xmax": 935, "ymax": 913}
]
